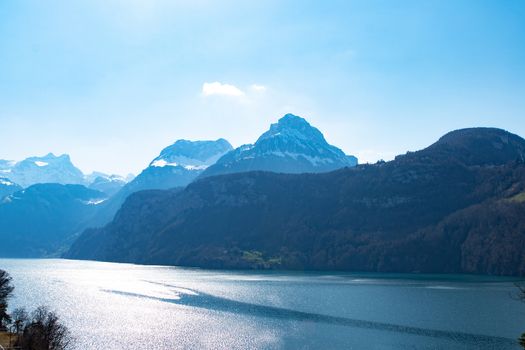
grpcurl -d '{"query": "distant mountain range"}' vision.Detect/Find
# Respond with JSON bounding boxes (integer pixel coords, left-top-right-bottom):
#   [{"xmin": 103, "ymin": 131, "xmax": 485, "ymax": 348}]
[
  {"xmin": 66, "ymin": 127, "xmax": 525, "ymax": 276},
  {"xmin": 200, "ymin": 114, "xmax": 357, "ymax": 178},
  {"xmin": 0, "ymin": 153, "xmax": 132, "ymax": 196},
  {"xmin": 1, "ymin": 153, "xmax": 85, "ymax": 188}
]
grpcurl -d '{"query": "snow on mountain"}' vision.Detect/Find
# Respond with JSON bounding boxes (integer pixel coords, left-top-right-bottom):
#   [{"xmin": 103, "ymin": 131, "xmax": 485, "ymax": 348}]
[
  {"xmin": 0, "ymin": 178, "xmax": 15, "ymax": 186},
  {"xmin": 85, "ymin": 171, "xmax": 128, "ymax": 185},
  {"xmin": 149, "ymin": 139, "xmax": 233, "ymax": 169},
  {"xmin": 201, "ymin": 114, "xmax": 358, "ymax": 177},
  {"xmin": 128, "ymin": 138, "xmax": 233, "ymax": 191},
  {"xmin": 7, "ymin": 153, "xmax": 85, "ymax": 188}
]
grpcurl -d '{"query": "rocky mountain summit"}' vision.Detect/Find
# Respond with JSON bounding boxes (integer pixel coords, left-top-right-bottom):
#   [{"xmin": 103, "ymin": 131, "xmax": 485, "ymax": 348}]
[
  {"xmin": 201, "ymin": 114, "xmax": 357, "ymax": 178},
  {"xmin": 1, "ymin": 153, "xmax": 84, "ymax": 188}
]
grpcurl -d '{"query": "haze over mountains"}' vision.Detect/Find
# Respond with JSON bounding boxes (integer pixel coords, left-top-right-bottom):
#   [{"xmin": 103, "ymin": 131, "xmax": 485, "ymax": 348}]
[{"xmin": 0, "ymin": 184, "xmax": 106, "ymax": 257}]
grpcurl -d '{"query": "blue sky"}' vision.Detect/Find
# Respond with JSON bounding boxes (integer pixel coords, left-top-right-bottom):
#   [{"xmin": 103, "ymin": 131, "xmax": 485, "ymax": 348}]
[{"xmin": 0, "ymin": 0, "xmax": 524, "ymax": 174}]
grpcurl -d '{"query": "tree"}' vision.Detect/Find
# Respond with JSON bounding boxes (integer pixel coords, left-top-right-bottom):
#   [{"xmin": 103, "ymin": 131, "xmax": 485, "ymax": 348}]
[
  {"xmin": 516, "ymin": 283, "xmax": 525, "ymax": 349},
  {"xmin": 12, "ymin": 307, "xmax": 29, "ymax": 334},
  {"xmin": 0, "ymin": 270, "xmax": 14, "ymax": 301},
  {"xmin": 0, "ymin": 269, "xmax": 14, "ymax": 330},
  {"xmin": 18, "ymin": 306, "xmax": 71, "ymax": 350},
  {"xmin": 10, "ymin": 308, "xmax": 30, "ymax": 348}
]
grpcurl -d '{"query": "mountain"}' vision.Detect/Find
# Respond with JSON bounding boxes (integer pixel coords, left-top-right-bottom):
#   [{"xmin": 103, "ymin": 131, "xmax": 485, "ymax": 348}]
[
  {"xmin": 6, "ymin": 153, "xmax": 85, "ymax": 187},
  {"xmin": 87, "ymin": 173, "xmax": 127, "ymax": 196},
  {"xmin": 86, "ymin": 138, "xmax": 233, "ymax": 227},
  {"xmin": 0, "ymin": 160, "xmax": 15, "ymax": 174},
  {"xmin": 409, "ymin": 127, "xmax": 525, "ymax": 165},
  {"xmin": 151, "ymin": 138, "xmax": 233, "ymax": 169},
  {"xmin": 0, "ymin": 177, "xmax": 22, "ymax": 199},
  {"xmin": 0, "ymin": 184, "xmax": 106, "ymax": 257},
  {"xmin": 200, "ymin": 114, "xmax": 357, "ymax": 178},
  {"xmin": 66, "ymin": 127, "xmax": 525, "ymax": 276},
  {"xmin": 133, "ymin": 138, "xmax": 233, "ymax": 191}
]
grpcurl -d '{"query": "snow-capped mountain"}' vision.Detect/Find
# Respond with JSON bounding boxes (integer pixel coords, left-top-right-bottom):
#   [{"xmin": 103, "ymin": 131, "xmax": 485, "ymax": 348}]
[
  {"xmin": 7, "ymin": 153, "xmax": 85, "ymax": 188},
  {"xmin": 200, "ymin": 114, "xmax": 357, "ymax": 178},
  {"xmin": 0, "ymin": 177, "xmax": 22, "ymax": 199},
  {"xmin": 150, "ymin": 139, "xmax": 233, "ymax": 169}
]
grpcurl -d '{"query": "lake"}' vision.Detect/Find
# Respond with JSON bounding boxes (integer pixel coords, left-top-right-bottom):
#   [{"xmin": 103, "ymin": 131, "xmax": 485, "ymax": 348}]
[{"xmin": 1, "ymin": 259, "xmax": 524, "ymax": 349}]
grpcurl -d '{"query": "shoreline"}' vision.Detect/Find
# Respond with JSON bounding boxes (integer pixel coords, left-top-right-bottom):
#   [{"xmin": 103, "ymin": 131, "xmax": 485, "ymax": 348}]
[{"xmin": 1, "ymin": 257, "xmax": 525, "ymax": 282}]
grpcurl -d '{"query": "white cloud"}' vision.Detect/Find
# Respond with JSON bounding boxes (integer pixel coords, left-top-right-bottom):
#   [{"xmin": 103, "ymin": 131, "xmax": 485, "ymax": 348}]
[
  {"xmin": 250, "ymin": 84, "xmax": 267, "ymax": 92},
  {"xmin": 202, "ymin": 82, "xmax": 244, "ymax": 97}
]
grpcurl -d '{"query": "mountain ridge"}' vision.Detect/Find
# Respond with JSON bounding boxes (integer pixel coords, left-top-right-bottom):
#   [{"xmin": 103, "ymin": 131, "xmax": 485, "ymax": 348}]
[
  {"xmin": 85, "ymin": 138, "xmax": 233, "ymax": 228},
  {"xmin": 0, "ymin": 183, "xmax": 107, "ymax": 257},
  {"xmin": 65, "ymin": 127, "xmax": 525, "ymax": 276}
]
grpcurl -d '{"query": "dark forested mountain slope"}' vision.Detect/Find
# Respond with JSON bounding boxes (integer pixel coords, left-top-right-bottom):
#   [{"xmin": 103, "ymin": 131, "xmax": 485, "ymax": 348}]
[{"xmin": 66, "ymin": 128, "xmax": 525, "ymax": 275}]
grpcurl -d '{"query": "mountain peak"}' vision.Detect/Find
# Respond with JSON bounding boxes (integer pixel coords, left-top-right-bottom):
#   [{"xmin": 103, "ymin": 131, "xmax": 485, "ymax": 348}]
[
  {"xmin": 436, "ymin": 127, "xmax": 523, "ymax": 147},
  {"xmin": 401, "ymin": 127, "xmax": 525, "ymax": 166},
  {"xmin": 278, "ymin": 113, "xmax": 309, "ymax": 125},
  {"xmin": 7, "ymin": 153, "xmax": 85, "ymax": 187},
  {"xmin": 31, "ymin": 153, "xmax": 71, "ymax": 161},
  {"xmin": 200, "ymin": 114, "xmax": 357, "ymax": 177},
  {"xmin": 257, "ymin": 114, "xmax": 325, "ymax": 144}
]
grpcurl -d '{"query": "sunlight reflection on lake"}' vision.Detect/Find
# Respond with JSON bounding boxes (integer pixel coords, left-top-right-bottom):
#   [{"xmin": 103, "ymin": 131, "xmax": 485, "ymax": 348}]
[{"xmin": 1, "ymin": 259, "xmax": 523, "ymax": 349}]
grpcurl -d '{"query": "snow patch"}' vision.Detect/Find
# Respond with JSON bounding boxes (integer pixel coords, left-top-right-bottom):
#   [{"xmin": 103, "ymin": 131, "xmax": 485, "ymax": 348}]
[
  {"xmin": 85, "ymin": 199, "xmax": 107, "ymax": 205},
  {"xmin": 151, "ymin": 159, "xmax": 180, "ymax": 167},
  {"xmin": 151, "ymin": 158, "xmax": 208, "ymax": 171},
  {"xmin": 260, "ymin": 151, "xmax": 335, "ymax": 165},
  {"xmin": 183, "ymin": 165, "xmax": 207, "ymax": 171},
  {"xmin": 151, "ymin": 159, "xmax": 168, "ymax": 167},
  {"xmin": 34, "ymin": 161, "xmax": 49, "ymax": 167},
  {"xmin": 0, "ymin": 179, "xmax": 14, "ymax": 186}
]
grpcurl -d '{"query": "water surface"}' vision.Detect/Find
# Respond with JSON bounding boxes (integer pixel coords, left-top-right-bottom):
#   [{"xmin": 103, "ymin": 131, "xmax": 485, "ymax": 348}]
[{"xmin": 1, "ymin": 259, "xmax": 524, "ymax": 349}]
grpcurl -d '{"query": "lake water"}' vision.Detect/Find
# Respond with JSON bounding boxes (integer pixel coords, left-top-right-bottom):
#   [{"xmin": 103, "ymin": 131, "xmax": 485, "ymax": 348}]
[{"xmin": 1, "ymin": 259, "xmax": 524, "ymax": 349}]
